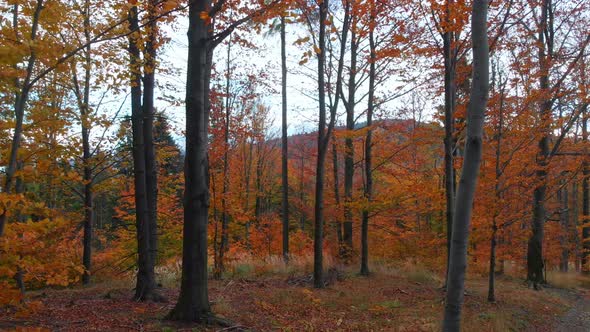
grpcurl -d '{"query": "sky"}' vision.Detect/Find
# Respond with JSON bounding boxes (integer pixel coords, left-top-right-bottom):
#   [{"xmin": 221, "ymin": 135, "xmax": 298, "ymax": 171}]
[{"xmin": 153, "ymin": 9, "xmax": 441, "ymax": 148}]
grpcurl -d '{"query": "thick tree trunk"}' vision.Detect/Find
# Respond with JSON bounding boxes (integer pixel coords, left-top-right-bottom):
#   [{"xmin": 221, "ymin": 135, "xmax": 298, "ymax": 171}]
[
  {"xmin": 143, "ymin": 0, "xmax": 159, "ymax": 270},
  {"xmin": 443, "ymin": 1, "xmax": 489, "ymax": 330},
  {"xmin": 313, "ymin": 0, "xmax": 329, "ymax": 289},
  {"xmin": 281, "ymin": 15, "xmax": 290, "ymax": 263},
  {"xmin": 360, "ymin": 13, "xmax": 376, "ymax": 276},
  {"xmin": 167, "ymin": 0, "xmax": 212, "ymax": 320},
  {"xmin": 128, "ymin": 5, "xmax": 158, "ymax": 302}
]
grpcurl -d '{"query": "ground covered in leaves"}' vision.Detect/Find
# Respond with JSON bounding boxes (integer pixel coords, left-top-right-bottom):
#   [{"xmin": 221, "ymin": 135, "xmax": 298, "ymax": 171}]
[{"xmin": 1, "ymin": 267, "xmax": 589, "ymax": 331}]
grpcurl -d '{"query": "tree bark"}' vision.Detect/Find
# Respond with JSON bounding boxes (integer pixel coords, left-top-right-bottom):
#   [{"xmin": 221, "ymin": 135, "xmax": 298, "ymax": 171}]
[
  {"xmin": 80, "ymin": 0, "xmax": 93, "ymax": 285},
  {"xmin": 167, "ymin": 0, "xmax": 212, "ymax": 320},
  {"xmin": 281, "ymin": 15, "xmax": 289, "ymax": 263},
  {"xmin": 360, "ymin": 8, "xmax": 376, "ymax": 276},
  {"xmin": 443, "ymin": 1, "xmax": 489, "ymax": 330},
  {"xmin": 488, "ymin": 66, "xmax": 505, "ymax": 302},
  {"xmin": 332, "ymin": 139, "xmax": 343, "ymax": 249},
  {"xmin": 583, "ymin": 108, "xmax": 590, "ymax": 274},
  {"xmin": 443, "ymin": 0, "xmax": 457, "ymax": 286},
  {"xmin": 528, "ymin": 0, "xmax": 552, "ymax": 287},
  {"xmin": 343, "ymin": 29, "xmax": 357, "ymax": 259},
  {"xmin": 0, "ymin": 0, "xmax": 43, "ymax": 237},
  {"xmin": 128, "ymin": 4, "xmax": 158, "ymax": 302},
  {"xmin": 559, "ymin": 175, "xmax": 569, "ymax": 272},
  {"xmin": 143, "ymin": 0, "xmax": 159, "ymax": 270},
  {"xmin": 313, "ymin": 0, "xmax": 329, "ymax": 289},
  {"xmin": 216, "ymin": 36, "xmax": 232, "ymax": 279}
]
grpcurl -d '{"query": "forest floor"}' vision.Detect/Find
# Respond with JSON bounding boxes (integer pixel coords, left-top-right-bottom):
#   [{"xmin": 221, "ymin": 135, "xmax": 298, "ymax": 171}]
[{"xmin": 1, "ymin": 264, "xmax": 589, "ymax": 332}]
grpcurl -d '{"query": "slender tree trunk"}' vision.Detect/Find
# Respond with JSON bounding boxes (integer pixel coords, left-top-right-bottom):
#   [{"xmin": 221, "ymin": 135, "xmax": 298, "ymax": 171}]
[
  {"xmin": 583, "ymin": 109, "xmax": 590, "ymax": 274},
  {"xmin": 343, "ymin": 30, "xmax": 357, "ymax": 259},
  {"xmin": 360, "ymin": 10, "xmax": 376, "ymax": 276},
  {"xmin": 281, "ymin": 16, "xmax": 290, "ymax": 263},
  {"xmin": 143, "ymin": 0, "xmax": 159, "ymax": 270},
  {"xmin": 0, "ymin": 0, "xmax": 43, "ymax": 237},
  {"xmin": 80, "ymin": 0, "xmax": 93, "ymax": 284},
  {"xmin": 487, "ymin": 109, "xmax": 502, "ymax": 303},
  {"xmin": 300, "ymin": 152, "xmax": 306, "ymax": 231},
  {"xmin": 443, "ymin": 1, "xmax": 489, "ymax": 330},
  {"xmin": 332, "ymin": 137, "xmax": 343, "ymax": 249},
  {"xmin": 129, "ymin": 5, "xmax": 158, "ymax": 302},
  {"xmin": 314, "ymin": 0, "xmax": 329, "ymax": 289},
  {"xmin": 572, "ymin": 181, "xmax": 580, "ymax": 272},
  {"xmin": 217, "ymin": 36, "xmax": 232, "ymax": 279},
  {"xmin": 330, "ymin": 0, "xmax": 351, "ymax": 259},
  {"xmin": 244, "ymin": 141, "xmax": 253, "ymax": 247},
  {"xmin": 443, "ymin": 0, "xmax": 457, "ymax": 286},
  {"xmin": 559, "ymin": 176, "xmax": 569, "ymax": 272},
  {"xmin": 255, "ymin": 142, "xmax": 264, "ymax": 221},
  {"xmin": 14, "ymin": 162, "xmax": 25, "ymax": 295},
  {"xmin": 167, "ymin": 0, "xmax": 212, "ymax": 320},
  {"xmin": 528, "ymin": 0, "xmax": 552, "ymax": 287},
  {"xmin": 488, "ymin": 70, "xmax": 505, "ymax": 302}
]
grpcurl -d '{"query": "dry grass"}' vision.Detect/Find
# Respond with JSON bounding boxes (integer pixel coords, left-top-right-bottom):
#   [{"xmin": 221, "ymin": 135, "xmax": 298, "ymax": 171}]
[
  {"xmin": 10, "ymin": 258, "xmax": 582, "ymax": 331},
  {"xmin": 545, "ymin": 270, "xmax": 590, "ymax": 290}
]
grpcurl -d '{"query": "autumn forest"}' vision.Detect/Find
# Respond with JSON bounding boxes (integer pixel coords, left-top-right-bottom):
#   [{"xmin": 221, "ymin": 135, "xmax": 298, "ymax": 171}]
[{"xmin": 1, "ymin": 0, "xmax": 590, "ymax": 331}]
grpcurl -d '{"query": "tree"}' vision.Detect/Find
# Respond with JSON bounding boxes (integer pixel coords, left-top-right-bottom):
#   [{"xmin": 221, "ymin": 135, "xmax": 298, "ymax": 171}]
[
  {"xmin": 167, "ymin": 0, "xmax": 277, "ymax": 322},
  {"xmin": 71, "ymin": 0, "xmax": 93, "ymax": 285},
  {"xmin": 442, "ymin": 0, "xmax": 489, "ymax": 330},
  {"xmin": 127, "ymin": 3, "xmax": 160, "ymax": 302},
  {"xmin": 312, "ymin": 0, "xmax": 332, "ymax": 289},
  {"xmin": 360, "ymin": 0, "xmax": 376, "ymax": 277},
  {"xmin": 281, "ymin": 14, "xmax": 290, "ymax": 263}
]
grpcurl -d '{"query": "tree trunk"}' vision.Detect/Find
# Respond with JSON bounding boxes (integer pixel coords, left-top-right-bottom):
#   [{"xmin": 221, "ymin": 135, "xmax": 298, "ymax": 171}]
[
  {"xmin": 488, "ymin": 67, "xmax": 505, "ymax": 302},
  {"xmin": 583, "ymin": 108, "xmax": 590, "ymax": 274},
  {"xmin": 300, "ymin": 152, "xmax": 306, "ymax": 231},
  {"xmin": 167, "ymin": 0, "xmax": 212, "ymax": 320},
  {"xmin": 332, "ymin": 139, "xmax": 343, "ymax": 249},
  {"xmin": 80, "ymin": 0, "xmax": 93, "ymax": 284},
  {"xmin": 360, "ymin": 10, "xmax": 376, "ymax": 276},
  {"xmin": 281, "ymin": 16, "xmax": 289, "ymax": 263},
  {"xmin": 128, "ymin": 5, "xmax": 158, "ymax": 302},
  {"xmin": 343, "ymin": 29, "xmax": 357, "ymax": 260},
  {"xmin": 528, "ymin": 0, "xmax": 552, "ymax": 287},
  {"xmin": 0, "ymin": 0, "xmax": 43, "ymax": 237},
  {"xmin": 572, "ymin": 181, "xmax": 580, "ymax": 272},
  {"xmin": 559, "ymin": 176, "xmax": 569, "ymax": 272},
  {"xmin": 443, "ymin": 1, "xmax": 489, "ymax": 330},
  {"xmin": 143, "ymin": 0, "xmax": 159, "ymax": 270},
  {"xmin": 443, "ymin": 0, "xmax": 457, "ymax": 287},
  {"xmin": 314, "ymin": 0, "xmax": 329, "ymax": 289},
  {"xmin": 216, "ymin": 36, "xmax": 232, "ymax": 280}
]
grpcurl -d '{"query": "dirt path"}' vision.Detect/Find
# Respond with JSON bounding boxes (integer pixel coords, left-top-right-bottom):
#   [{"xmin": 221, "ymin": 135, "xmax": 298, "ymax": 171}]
[{"xmin": 553, "ymin": 289, "xmax": 590, "ymax": 332}]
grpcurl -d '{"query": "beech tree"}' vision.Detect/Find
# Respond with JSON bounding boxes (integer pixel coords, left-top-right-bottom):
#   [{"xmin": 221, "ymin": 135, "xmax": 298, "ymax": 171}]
[
  {"xmin": 167, "ymin": 0, "xmax": 278, "ymax": 321},
  {"xmin": 443, "ymin": 0, "xmax": 489, "ymax": 330}
]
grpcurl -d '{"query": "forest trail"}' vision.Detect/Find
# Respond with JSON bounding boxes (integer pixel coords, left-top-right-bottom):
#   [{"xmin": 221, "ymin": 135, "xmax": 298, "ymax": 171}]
[{"xmin": 553, "ymin": 288, "xmax": 590, "ymax": 332}]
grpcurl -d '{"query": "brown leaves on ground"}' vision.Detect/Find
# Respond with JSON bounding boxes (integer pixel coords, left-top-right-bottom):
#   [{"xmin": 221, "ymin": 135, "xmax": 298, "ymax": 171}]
[{"xmin": 0, "ymin": 270, "xmax": 579, "ymax": 331}]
